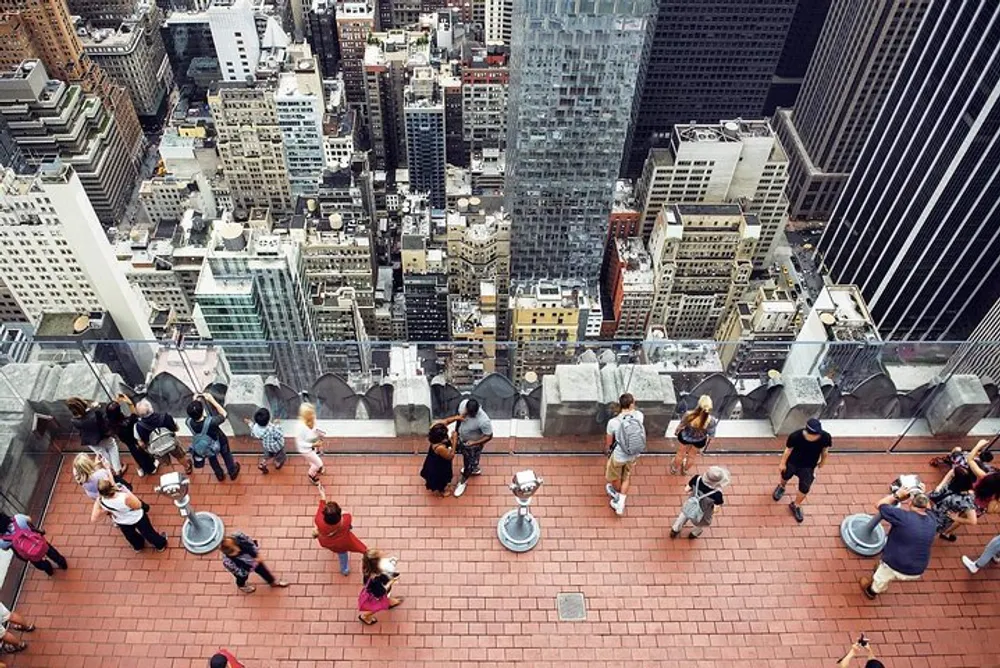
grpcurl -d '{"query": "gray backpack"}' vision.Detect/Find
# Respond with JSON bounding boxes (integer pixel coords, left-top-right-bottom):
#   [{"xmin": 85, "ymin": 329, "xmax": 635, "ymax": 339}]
[
  {"xmin": 682, "ymin": 477, "xmax": 716, "ymax": 524},
  {"xmin": 616, "ymin": 413, "xmax": 647, "ymax": 457},
  {"xmin": 145, "ymin": 426, "xmax": 179, "ymax": 457}
]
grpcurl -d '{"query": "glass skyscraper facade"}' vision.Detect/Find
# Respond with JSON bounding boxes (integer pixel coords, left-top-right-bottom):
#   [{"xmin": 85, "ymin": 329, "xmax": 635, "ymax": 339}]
[{"xmin": 505, "ymin": 0, "xmax": 655, "ymax": 283}]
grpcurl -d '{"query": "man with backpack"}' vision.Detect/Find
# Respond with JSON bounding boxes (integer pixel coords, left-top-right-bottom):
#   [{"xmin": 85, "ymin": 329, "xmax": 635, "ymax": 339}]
[
  {"xmin": 605, "ymin": 393, "xmax": 646, "ymax": 516},
  {"xmin": 135, "ymin": 399, "xmax": 193, "ymax": 474},
  {"xmin": 187, "ymin": 393, "xmax": 241, "ymax": 482}
]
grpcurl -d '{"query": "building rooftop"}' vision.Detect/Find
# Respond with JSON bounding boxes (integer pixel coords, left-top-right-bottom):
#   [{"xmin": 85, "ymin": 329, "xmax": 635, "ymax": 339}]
[{"xmin": 13, "ymin": 446, "xmax": 998, "ymax": 666}]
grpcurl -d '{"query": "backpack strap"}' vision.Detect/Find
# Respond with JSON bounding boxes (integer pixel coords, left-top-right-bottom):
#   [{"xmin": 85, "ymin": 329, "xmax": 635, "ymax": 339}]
[
  {"xmin": 692, "ymin": 477, "xmax": 715, "ymax": 502},
  {"xmin": 200, "ymin": 418, "xmax": 213, "ymax": 437}
]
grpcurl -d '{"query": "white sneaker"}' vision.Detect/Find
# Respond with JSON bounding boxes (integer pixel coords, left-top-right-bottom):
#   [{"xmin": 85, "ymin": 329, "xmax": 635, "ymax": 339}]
[
  {"xmin": 605, "ymin": 483, "xmax": 618, "ymax": 499},
  {"xmin": 610, "ymin": 497, "xmax": 625, "ymax": 516},
  {"xmin": 994, "ymin": 554, "xmax": 1000, "ymax": 565},
  {"xmin": 453, "ymin": 480, "xmax": 467, "ymax": 497},
  {"xmin": 962, "ymin": 556, "xmax": 980, "ymax": 574}
]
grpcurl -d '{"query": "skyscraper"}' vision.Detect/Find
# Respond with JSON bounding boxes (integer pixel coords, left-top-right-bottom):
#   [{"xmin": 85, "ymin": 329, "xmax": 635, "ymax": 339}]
[
  {"xmin": 505, "ymin": 0, "xmax": 655, "ymax": 283},
  {"xmin": 0, "ymin": 163, "xmax": 154, "ymax": 340},
  {"xmin": 773, "ymin": 0, "xmax": 929, "ymax": 220},
  {"xmin": 404, "ymin": 66, "xmax": 447, "ymax": 209},
  {"xmin": 623, "ymin": 0, "xmax": 797, "ymax": 178},
  {"xmin": 634, "ymin": 120, "xmax": 789, "ymax": 267},
  {"xmin": 817, "ymin": 0, "xmax": 1000, "ymax": 341},
  {"xmin": 762, "ymin": 0, "xmax": 833, "ymax": 115},
  {"xmin": 0, "ymin": 0, "xmax": 143, "ymax": 166}
]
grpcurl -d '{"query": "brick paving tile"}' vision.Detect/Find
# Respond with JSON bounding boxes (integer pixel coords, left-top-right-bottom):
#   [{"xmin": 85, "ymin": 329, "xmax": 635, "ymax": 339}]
[{"xmin": 5, "ymin": 448, "xmax": 1000, "ymax": 667}]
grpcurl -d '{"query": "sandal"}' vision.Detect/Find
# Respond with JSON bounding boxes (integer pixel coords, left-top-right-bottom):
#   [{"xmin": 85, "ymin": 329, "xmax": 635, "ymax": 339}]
[
  {"xmin": 9, "ymin": 622, "xmax": 34, "ymax": 632},
  {"xmin": 939, "ymin": 533, "xmax": 957, "ymax": 542},
  {"xmin": 239, "ymin": 585, "xmax": 257, "ymax": 594},
  {"xmin": 270, "ymin": 580, "xmax": 290, "ymax": 588},
  {"xmin": 669, "ymin": 462, "xmax": 679, "ymax": 475},
  {"xmin": 0, "ymin": 641, "xmax": 26, "ymax": 654},
  {"xmin": 308, "ymin": 474, "xmax": 321, "ymax": 485},
  {"xmin": 358, "ymin": 615, "xmax": 377, "ymax": 626}
]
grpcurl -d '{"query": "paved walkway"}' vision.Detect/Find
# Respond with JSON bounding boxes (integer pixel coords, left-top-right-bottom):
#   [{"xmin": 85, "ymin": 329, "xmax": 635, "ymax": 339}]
[{"xmin": 7, "ymin": 450, "xmax": 1000, "ymax": 668}]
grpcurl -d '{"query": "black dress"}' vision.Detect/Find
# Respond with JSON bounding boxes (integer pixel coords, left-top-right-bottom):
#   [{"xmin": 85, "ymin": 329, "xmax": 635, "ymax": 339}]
[{"xmin": 420, "ymin": 443, "xmax": 453, "ymax": 492}]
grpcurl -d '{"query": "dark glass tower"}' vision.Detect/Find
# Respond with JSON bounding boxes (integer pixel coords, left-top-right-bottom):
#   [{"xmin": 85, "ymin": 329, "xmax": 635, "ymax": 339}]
[
  {"xmin": 623, "ymin": 0, "xmax": 797, "ymax": 178},
  {"xmin": 817, "ymin": 0, "xmax": 1000, "ymax": 340},
  {"xmin": 762, "ymin": 0, "xmax": 833, "ymax": 115}
]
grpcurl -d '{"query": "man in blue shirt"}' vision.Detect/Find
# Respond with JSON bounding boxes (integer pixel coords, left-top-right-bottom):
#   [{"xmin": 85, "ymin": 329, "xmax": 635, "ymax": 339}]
[{"xmin": 860, "ymin": 487, "xmax": 937, "ymax": 599}]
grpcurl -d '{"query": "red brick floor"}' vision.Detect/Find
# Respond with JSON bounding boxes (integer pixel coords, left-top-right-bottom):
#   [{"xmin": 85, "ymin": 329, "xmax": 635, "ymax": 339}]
[{"xmin": 7, "ymin": 450, "xmax": 1000, "ymax": 668}]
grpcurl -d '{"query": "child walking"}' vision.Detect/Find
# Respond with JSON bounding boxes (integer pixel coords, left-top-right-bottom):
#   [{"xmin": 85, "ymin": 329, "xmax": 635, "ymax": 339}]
[
  {"xmin": 358, "ymin": 548, "xmax": 403, "ymax": 625},
  {"xmin": 295, "ymin": 403, "xmax": 325, "ymax": 485},
  {"xmin": 245, "ymin": 408, "xmax": 287, "ymax": 474}
]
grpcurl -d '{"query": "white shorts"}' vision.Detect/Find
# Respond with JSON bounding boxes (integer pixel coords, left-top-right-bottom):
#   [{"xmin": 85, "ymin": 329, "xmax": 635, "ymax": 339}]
[{"xmin": 0, "ymin": 601, "xmax": 9, "ymax": 625}]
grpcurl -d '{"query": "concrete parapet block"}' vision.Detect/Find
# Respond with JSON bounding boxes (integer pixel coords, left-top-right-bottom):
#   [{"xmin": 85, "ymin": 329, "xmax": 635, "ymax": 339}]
[
  {"xmin": 225, "ymin": 375, "xmax": 266, "ymax": 437},
  {"xmin": 769, "ymin": 376, "xmax": 825, "ymax": 435},
  {"xmin": 391, "ymin": 375, "xmax": 432, "ymax": 438},
  {"xmin": 615, "ymin": 365, "xmax": 676, "ymax": 438},
  {"xmin": 541, "ymin": 363, "xmax": 603, "ymax": 437},
  {"xmin": 925, "ymin": 374, "xmax": 991, "ymax": 436}
]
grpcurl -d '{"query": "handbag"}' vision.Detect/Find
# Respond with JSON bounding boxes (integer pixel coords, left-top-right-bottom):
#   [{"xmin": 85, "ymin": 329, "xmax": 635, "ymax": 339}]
[{"xmin": 681, "ymin": 477, "xmax": 716, "ymax": 524}]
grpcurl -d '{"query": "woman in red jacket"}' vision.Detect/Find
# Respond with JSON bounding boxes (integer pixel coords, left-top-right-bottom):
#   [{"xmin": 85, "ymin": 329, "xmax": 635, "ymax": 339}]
[{"xmin": 313, "ymin": 483, "xmax": 367, "ymax": 576}]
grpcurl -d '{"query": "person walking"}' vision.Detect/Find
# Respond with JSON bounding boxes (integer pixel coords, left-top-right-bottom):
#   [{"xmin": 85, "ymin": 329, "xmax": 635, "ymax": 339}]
[
  {"xmin": 135, "ymin": 399, "xmax": 192, "ymax": 474},
  {"xmin": 961, "ymin": 532, "xmax": 1000, "ymax": 573},
  {"xmin": 244, "ymin": 407, "xmax": 287, "ymax": 474},
  {"xmin": 437, "ymin": 398, "xmax": 493, "ymax": 498},
  {"xmin": 0, "ymin": 602, "xmax": 33, "ymax": 656},
  {"xmin": 187, "ymin": 393, "xmax": 241, "ymax": 482},
  {"xmin": 604, "ymin": 393, "xmax": 646, "ymax": 516},
  {"xmin": 357, "ymin": 548, "xmax": 403, "ymax": 625},
  {"xmin": 670, "ymin": 466, "xmax": 730, "ymax": 539},
  {"xmin": 294, "ymin": 403, "xmax": 326, "ymax": 485},
  {"xmin": 670, "ymin": 395, "xmax": 718, "ymax": 475},
  {"xmin": 420, "ymin": 423, "xmax": 456, "ymax": 495},
  {"xmin": 90, "ymin": 478, "xmax": 167, "ymax": 552},
  {"xmin": 772, "ymin": 418, "xmax": 832, "ymax": 523},
  {"xmin": 313, "ymin": 483, "xmax": 367, "ymax": 576},
  {"xmin": 66, "ymin": 397, "xmax": 126, "ymax": 476},
  {"xmin": 0, "ymin": 512, "xmax": 67, "ymax": 576},
  {"xmin": 219, "ymin": 532, "xmax": 289, "ymax": 593},
  {"xmin": 106, "ymin": 395, "xmax": 157, "ymax": 478},
  {"xmin": 860, "ymin": 487, "xmax": 937, "ymax": 599}
]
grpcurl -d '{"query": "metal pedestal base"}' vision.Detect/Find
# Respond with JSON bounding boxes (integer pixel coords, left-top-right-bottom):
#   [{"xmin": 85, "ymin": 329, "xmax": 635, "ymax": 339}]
[
  {"xmin": 497, "ymin": 509, "xmax": 541, "ymax": 553},
  {"xmin": 181, "ymin": 511, "xmax": 225, "ymax": 554},
  {"xmin": 840, "ymin": 513, "xmax": 887, "ymax": 556}
]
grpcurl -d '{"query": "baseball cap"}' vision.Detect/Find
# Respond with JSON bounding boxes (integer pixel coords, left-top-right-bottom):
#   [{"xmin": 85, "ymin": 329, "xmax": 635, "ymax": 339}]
[{"xmin": 806, "ymin": 418, "xmax": 823, "ymax": 434}]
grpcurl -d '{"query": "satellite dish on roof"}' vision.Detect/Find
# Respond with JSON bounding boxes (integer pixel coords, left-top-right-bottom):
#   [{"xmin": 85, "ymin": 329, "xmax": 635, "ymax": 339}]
[{"xmin": 820, "ymin": 313, "xmax": 836, "ymax": 326}]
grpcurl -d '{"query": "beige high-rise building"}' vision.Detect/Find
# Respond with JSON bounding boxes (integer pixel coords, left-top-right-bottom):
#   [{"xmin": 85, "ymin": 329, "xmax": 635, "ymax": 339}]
[
  {"xmin": 648, "ymin": 203, "xmax": 759, "ymax": 340},
  {"xmin": 209, "ymin": 84, "xmax": 294, "ymax": 214},
  {"xmin": 717, "ymin": 282, "xmax": 799, "ymax": 378},
  {"xmin": 446, "ymin": 207, "xmax": 510, "ymax": 330},
  {"xmin": 448, "ymin": 288, "xmax": 497, "ymax": 387},
  {"xmin": 509, "ymin": 282, "xmax": 593, "ymax": 382},
  {"xmin": 635, "ymin": 120, "xmax": 788, "ymax": 268}
]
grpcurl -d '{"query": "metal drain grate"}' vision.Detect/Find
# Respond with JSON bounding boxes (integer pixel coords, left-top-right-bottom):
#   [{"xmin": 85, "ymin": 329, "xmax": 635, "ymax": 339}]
[{"xmin": 556, "ymin": 592, "xmax": 587, "ymax": 621}]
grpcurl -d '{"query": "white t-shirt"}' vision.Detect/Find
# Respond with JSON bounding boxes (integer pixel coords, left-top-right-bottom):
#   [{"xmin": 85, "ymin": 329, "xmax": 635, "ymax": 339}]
[
  {"xmin": 294, "ymin": 422, "xmax": 321, "ymax": 455},
  {"xmin": 607, "ymin": 409, "xmax": 645, "ymax": 463}
]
